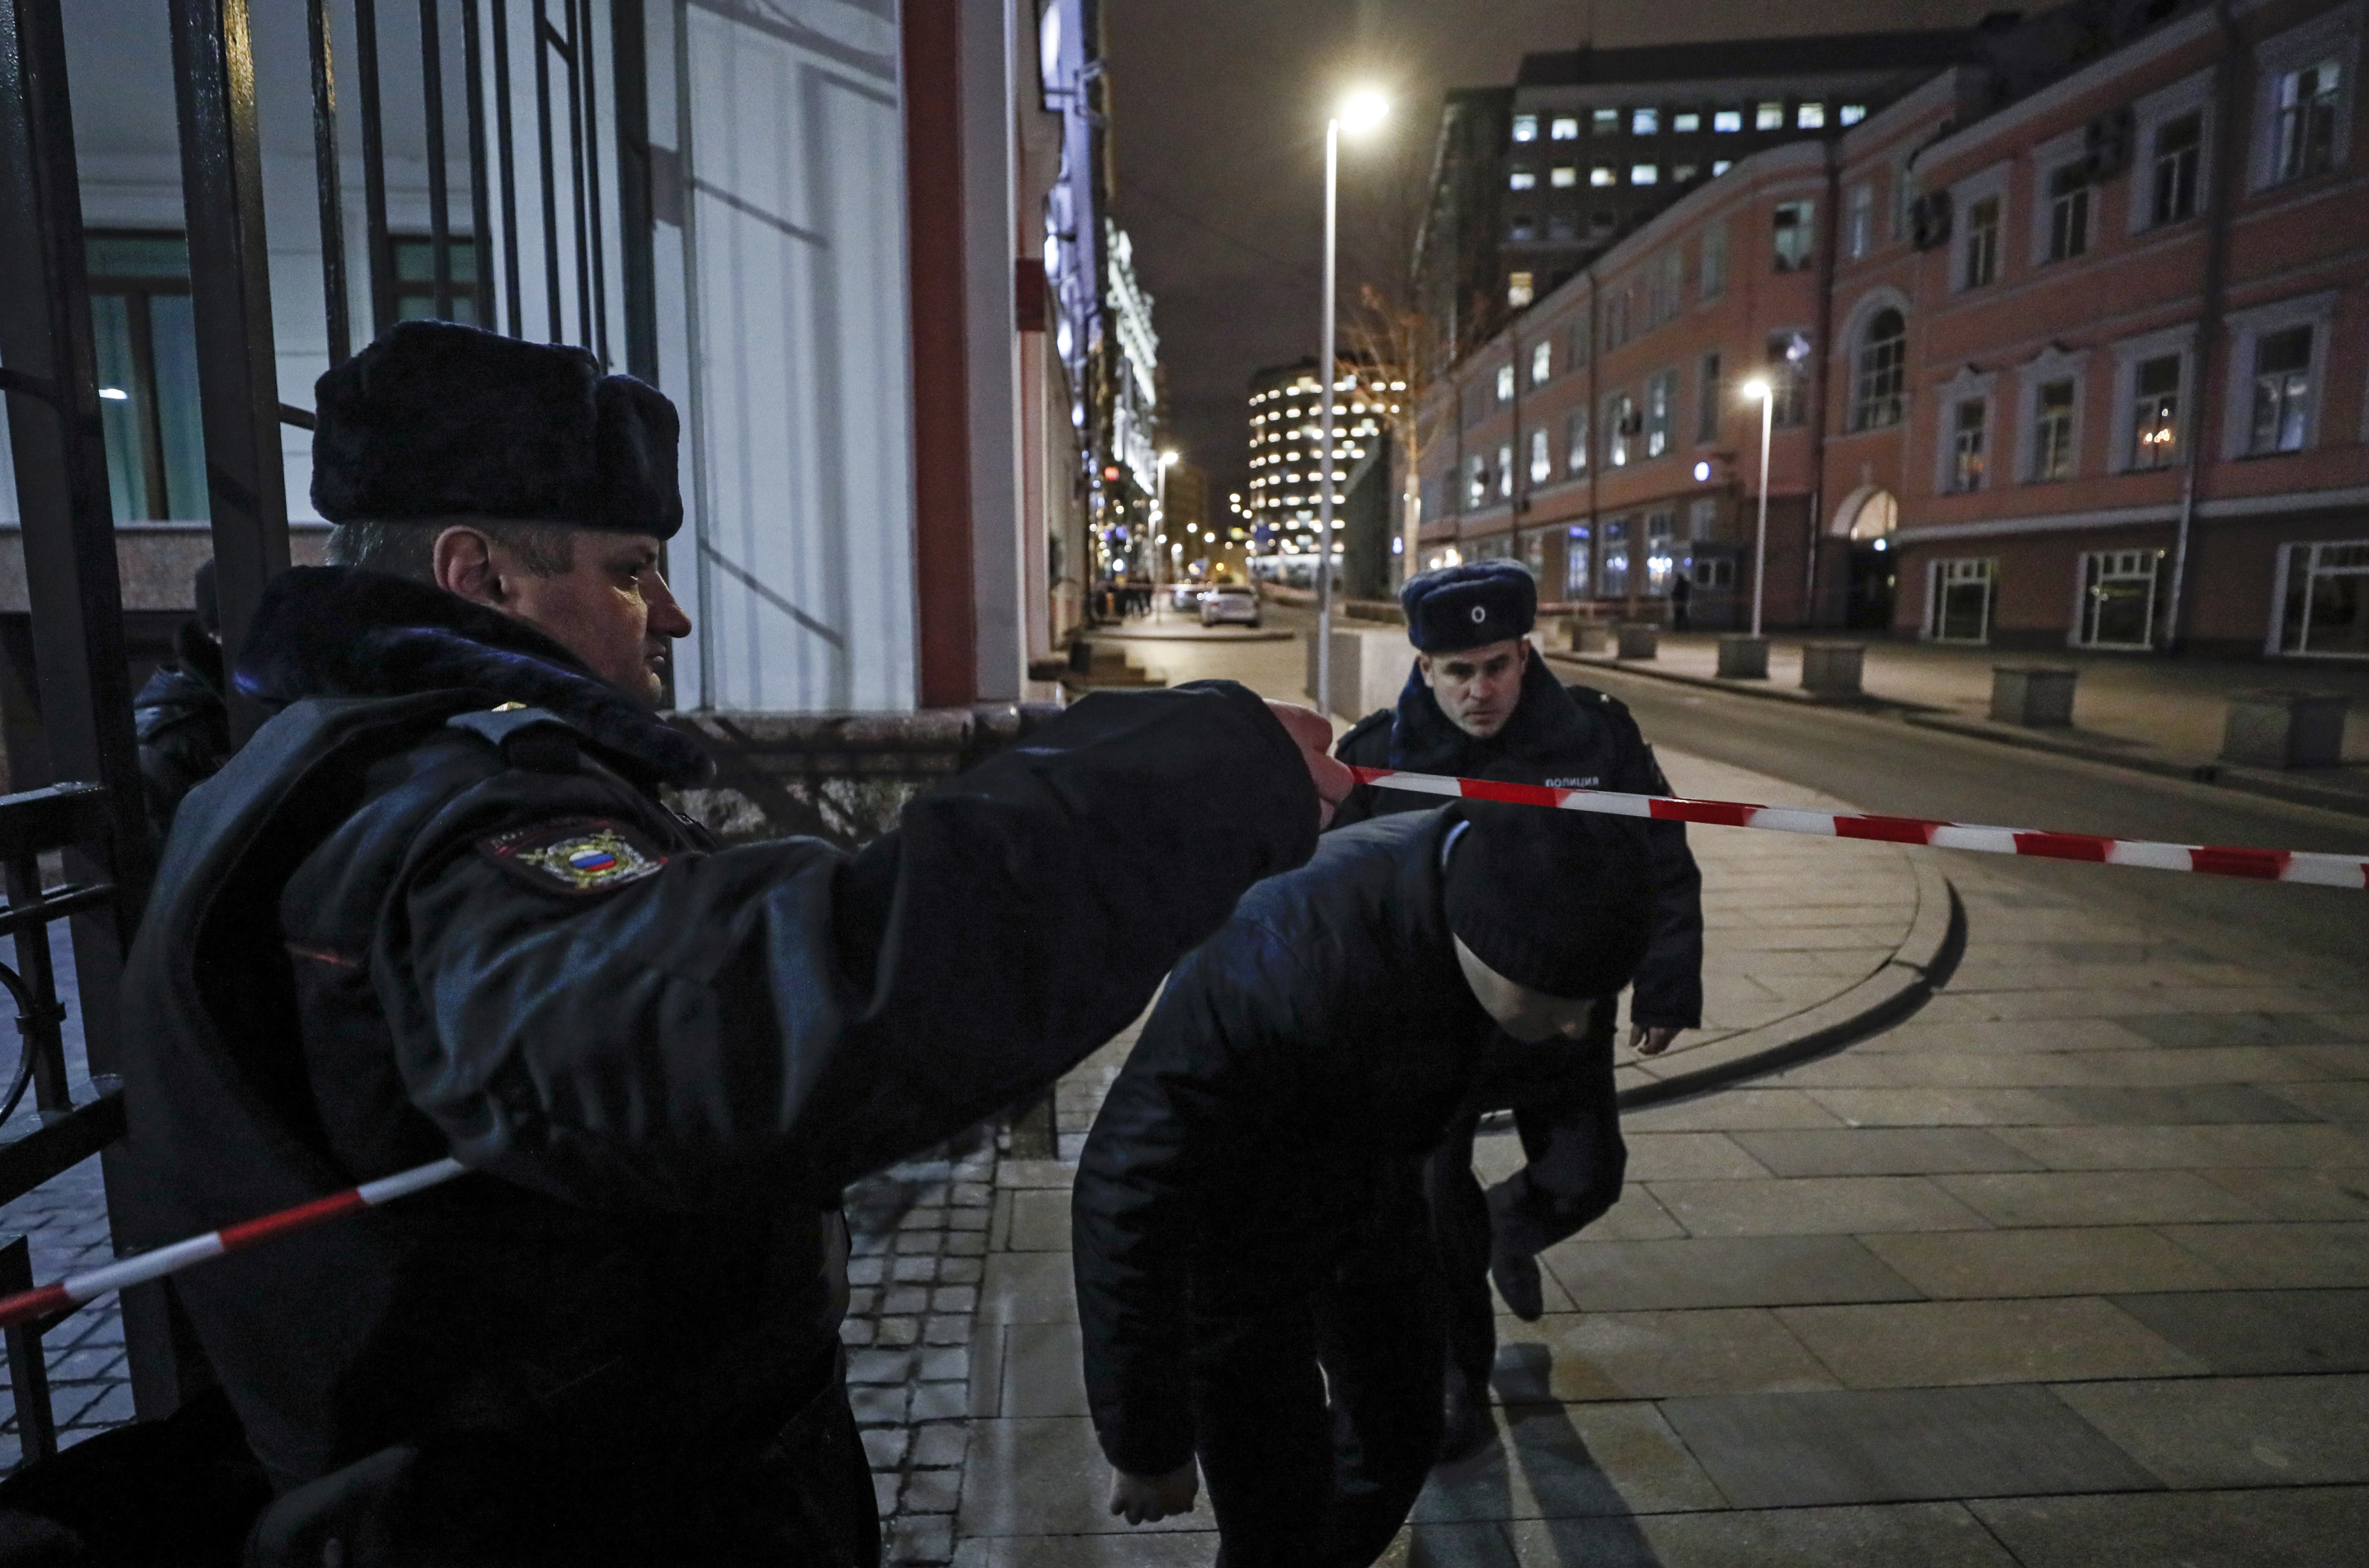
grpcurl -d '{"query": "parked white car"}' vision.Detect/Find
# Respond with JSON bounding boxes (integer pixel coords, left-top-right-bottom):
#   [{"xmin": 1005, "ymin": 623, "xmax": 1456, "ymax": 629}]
[{"xmin": 1201, "ymin": 586, "xmax": 1261, "ymax": 628}]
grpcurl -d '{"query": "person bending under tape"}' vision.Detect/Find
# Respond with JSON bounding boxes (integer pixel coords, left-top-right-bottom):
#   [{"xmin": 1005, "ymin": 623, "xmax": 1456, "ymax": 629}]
[
  {"xmin": 1330, "ymin": 560, "xmax": 1704, "ymax": 1461},
  {"xmin": 1072, "ymin": 787, "xmax": 1652, "ymax": 1567}
]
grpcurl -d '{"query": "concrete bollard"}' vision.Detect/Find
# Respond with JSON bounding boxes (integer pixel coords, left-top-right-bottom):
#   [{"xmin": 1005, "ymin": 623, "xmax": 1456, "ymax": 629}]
[
  {"xmin": 1616, "ymin": 623, "xmax": 1659, "ymax": 661},
  {"xmin": 1990, "ymin": 666, "xmax": 2079, "ymax": 727},
  {"xmin": 1800, "ymin": 642, "xmax": 1866, "ymax": 695},
  {"xmin": 2221, "ymin": 689, "xmax": 2351, "ymax": 769},
  {"xmin": 1716, "ymin": 635, "xmax": 1770, "ymax": 680}
]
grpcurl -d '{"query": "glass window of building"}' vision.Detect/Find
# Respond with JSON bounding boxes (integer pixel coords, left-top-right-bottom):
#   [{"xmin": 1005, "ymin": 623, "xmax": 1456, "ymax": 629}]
[
  {"xmin": 1551, "ymin": 164, "xmax": 1578, "ymax": 187},
  {"xmin": 1550, "ymin": 116, "xmax": 1580, "ymax": 139},
  {"xmin": 2031, "ymin": 378, "xmax": 2077, "ymax": 479},
  {"xmin": 1963, "ymin": 194, "xmax": 2001, "ymax": 287},
  {"xmin": 1564, "ymin": 526, "xmax": 1592, "ymax": 598},
  {"xmin": 1646, "ymin": 510, "xmax": 1676, "ymax": 595},
  {"xmin": 1850, "ymin": 308, "xmax": 1907, "ymax": 431},
  {"xmin": 1602, "ymin": 519, "xmax": 1630, "ymax": 597},
  {"xmin": 1840, "ymin": 104, "xmax": 1868, "ymax": 125},
  {"xmin": 1466, "ymin": 454, "xmax": 1488, "ymax": 507},
  {"xmin": 1510, "ymin": 167, "xmax": 1538, "ymax": 189},
  {"xmin": 1771, "ymin": 200, "xmax": 1815, "ymax": 271},
  {"xmin": 1632, "ymin": 164, "xmax": 1660, "ymax": 185},
  {"xmin": 1756, "ymin": 101, "xmax": 1785, "ymax": 130},
  {"xmin": 1766, "ymin": 332, "xmax": 1809, "ymax": 426},
  {"xmin": 1798, "ymin": 102, "xmax": 1826, "ymax": 129},
  {"xmin": 1568, "ymin": 315, "xmax": 1591, "ymax": 364},
  {"xmin": 1496, "ymin": 363, "xmax": 1517, "ymax": 403},
  {"xmin": 1497, "ymin": 441, "xmax": 1515, "ymax": 497},
  {"xmin": 1633, "ymin": 107, "xmax": 1659, "ymax": 135},
  {"xmin": 1948, "ymin": 399, "xmax": 1989, "ymax": 492},
  {"xmin": 1531, "ymin": 340, "xmax": 1553, "ymax": 383},
  {"xmin": 1712, "ymin": 159, "xmax": 1734, "ymax": 176},
  {"xmin": 1590, "ymin": 164, "xmax": 1616, "ymax": 187},
  {"xmin": 1673, "ymin": 110, "xmax": 1701, "ymax": 133},
  {"xmin": 1509, "ymin": 213, "xmax": 1537, "ymax": 241},
  {"xmin": 1674, "ymin": 163, "xmax": 1699, "ymax": 183},
  {"xmin": 2079, "ymin": 549, "xmax": 2165, "ymax": 648},
  {"xmin": 1847, "ymin": 182, "xmax": 1875, "ymax": 258},
  {"xmin": 1529, "ymin": 426, "xmax": 1553, "ymax": 483},
  {"xmin": 1645, "ymin": 369, "xmax": 1676, "ymax": 458},
  {"xmin": 2249, "ymin": 324, "xmax": 2314, "ymax": 453},
  {"xmin": 1713, "ymin": 109, "xmax": 1742, "ymax": 133},
  {"xmin": 1697, "ymin": 351, "xmax": 1722, "ymax": 442},
  {"xmin": 1592, "ymin": 108, "xmax": 1620, "ymax": 134},
  {"xmin": 1513, "ymin": 114, "xmax": 1539, "ymax": 142},
  {"xmin": 1606, "ymin": 391, "xmax": 1636, "ymax": 467},
  {"xmin": 1929, "ymin": 558, "xmax": 1995, "ymax": 641},
  {"xmin": 1565, "ymin": 407, "xmax": 1590, "ymax": 474},
  {"xmin": 84, "ymin": 232, "xmax": 206, "ymax": 522},
  {"xmin": 2151, "ymin": 111, "xmax": 2202, "ymax": 224},
  {"xmin": 2273, "ymin": 58, "xmax": 2342, "ymax": 182},
  {"xmin": 2046, "ymin": 164, "xmax": 2090, "ymax": 261},
  {"xmin": 1548, "ymin": 211, "xmax": 1577, "ymax": 240},
  {"xmin": 2274, "ymin": 539, "xmax": 2369, "ymax": 656},
  {"xmin": 2131, "ymin": 354, "xmax": 2181, "ymax": 468}
]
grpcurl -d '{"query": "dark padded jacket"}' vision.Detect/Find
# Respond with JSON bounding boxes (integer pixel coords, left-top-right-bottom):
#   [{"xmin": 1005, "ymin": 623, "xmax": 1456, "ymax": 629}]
[
  {"xmin": 118, "ymin": 567, "xmax": 1320, "ymax": 1510},
  {"xmin": 132, "ymin": 619, "xmax": 230, "ymax": 843},
  {"xmin": 1331, "ymin": 653, "xmax": 1703, "ymax": 1030},
  {"xmin": 1073, "ymin": 811, "xmax": 1499, "ymax": 1478}
]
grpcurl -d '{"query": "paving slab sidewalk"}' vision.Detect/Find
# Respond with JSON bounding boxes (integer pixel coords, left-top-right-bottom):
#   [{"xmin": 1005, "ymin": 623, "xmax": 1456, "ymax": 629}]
[
  {"xmin": 953, "ymin": 751, "xmax": 2001, "ymax": 1568},
  {"xmin": 1552, "ymin": 634, "xmax": 2369, "ymax": 816}
]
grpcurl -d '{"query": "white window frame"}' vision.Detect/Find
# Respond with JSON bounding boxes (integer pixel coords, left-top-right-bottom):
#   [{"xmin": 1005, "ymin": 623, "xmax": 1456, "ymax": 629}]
[
  {"xmin": 1932, "ymin": 367, "xmax": 1998, "ymax": 497},
  {"xmin": 1926, "ymin": 557, "xmax": 1996, "ymax": 643},
  {"xmin": 1528, "ymin": 425, "xmax": 1553, "ymax": 484},
  {"xmin": 2108, "ymin": 323, "xmax": 2195, "ymax": 473},
  {"xmin": 1949, "ymin": 162, "xmax": 2010, "ymax": 292},
  {"xmin": 1842, "ymin": 288, "xmax": 1913, "ymax": 433},
  {"xmin": 1606, "ymin": 390, "xmax": 1636, "ymax": 468},
  {"xmin": 2013, "ymin": 344, "xmax": 2089, "ymax": 483},
  {"xmin": 1497, "ymin": 440, "xmax": 1515, "ymax": 498},
  {"xmin": 1495, "ymin": 363, "xmax": 1517, "ymax": 404},
  {"xmin": 1531, "ymin": 339, "xmax": 1553, "ymax": 384},
  {"xmin": 2272, "ymin": 538, "xmax": 2369, "ymax": 657},
  {"xmin": 1846, "ymin": 180, "xmax": 1874, "ymax": 259},
  {"xmin": 2130, "ymin": 67, "xmax": 2214, "ymax": 234},
  {"xmin": 2074, "ymin": 548, "xmax": 2166, "ymax": 650},
  {"xmin": 1645, "ymin": 368, "xmax": 1678, "ymax": 458},
  {"xmin": 2029, "ymin": 127, "xmax": 2091, "ymax": 269},
  {"xmin": 2222, "ymin": 291, "xmax": 2339, "ymax": 459},
  {"xmin": 2251, "ymin": 3, "xmax": 2362, "ymax": 192}
]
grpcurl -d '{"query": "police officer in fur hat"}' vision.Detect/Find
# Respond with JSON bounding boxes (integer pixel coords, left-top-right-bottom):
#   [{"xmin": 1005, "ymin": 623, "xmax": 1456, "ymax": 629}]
[
  {"xmin": 1330, "ymin": 560, "xmax": 1704, "ymax": 1463},
  {"xmin": 1073, "ymin": 785, "xmax": 1656, "ymax": 1568},
  {"xmin": 110, "ymin": 320, "xmax": 1350, "ymax": 1565}
]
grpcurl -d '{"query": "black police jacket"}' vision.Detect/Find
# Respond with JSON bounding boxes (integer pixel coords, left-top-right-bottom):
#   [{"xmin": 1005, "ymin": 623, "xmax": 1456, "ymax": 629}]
[
  {"xmin": 118, "ymin": 567, "xmax": 1320, "ymax": 1497},
  {"xmin": 1331, "ymin": 652, "xmax": 1704, "ymax": 1030},
  {"xmin": 132, "ymin": 619, "xmax": 231, "ymax": 843},
  {"xmin": 1073, "ymin": 811, "xmax": 1497, "ymax": 1478}
]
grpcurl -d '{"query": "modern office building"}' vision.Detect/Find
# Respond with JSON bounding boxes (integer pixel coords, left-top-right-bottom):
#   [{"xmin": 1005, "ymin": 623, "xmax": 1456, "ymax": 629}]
[
  {"xmin": 1414, "ymin": 28, "xmax": 1987, "ymax": 372},
  {"xmin": 1243, "ymin": 357, "xmax": 1403, "ymax": 554}
]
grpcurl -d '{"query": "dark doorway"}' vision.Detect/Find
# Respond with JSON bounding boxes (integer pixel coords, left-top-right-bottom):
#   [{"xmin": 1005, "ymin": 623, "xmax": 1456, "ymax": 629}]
[{"xmin": 1845, "ymin": 543, "xmax": 1896, "ymax": 630}]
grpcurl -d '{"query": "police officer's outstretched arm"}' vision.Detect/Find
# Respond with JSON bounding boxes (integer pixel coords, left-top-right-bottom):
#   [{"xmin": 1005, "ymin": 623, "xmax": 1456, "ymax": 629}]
[{"xmin": 394, "ymin": 681, "xmax": 1334, "ymax": 1206}]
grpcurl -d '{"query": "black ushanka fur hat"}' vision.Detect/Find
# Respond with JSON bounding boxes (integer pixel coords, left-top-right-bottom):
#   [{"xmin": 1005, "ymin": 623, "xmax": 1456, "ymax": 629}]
[{"xmin": 310, "ymin": 319, "xmax": 683, "ymax": 538}]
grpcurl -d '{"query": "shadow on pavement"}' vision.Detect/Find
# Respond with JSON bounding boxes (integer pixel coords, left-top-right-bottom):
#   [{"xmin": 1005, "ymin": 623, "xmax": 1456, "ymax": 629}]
[{"xmin": 1401, "ymin": 1345, "xmax": 1665, "ymax": 1566}]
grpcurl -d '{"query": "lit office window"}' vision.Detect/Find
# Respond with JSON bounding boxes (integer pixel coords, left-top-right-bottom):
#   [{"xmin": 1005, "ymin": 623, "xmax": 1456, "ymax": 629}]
[
  {"xmin": 1510, "ymin": 168, "xmax": 1537, "ymax": 190},
  {"xmin": 1551, "ymin": 165, "xmax": 1577, "ymax": 187},
  {"xmin": 1633, "ymin": 107, "xmax": 1659, "ymax": 135},
  {"xmin": 1756, "ymin": 101, "xmax": 1785, "ymax": 130},
  {"xmin": 1839, "ymin": 104, "xmax": 1868, "ymax": 126},
  {"xmin": 1512, "ymin": 114, "xmax": 1538, "ymax": 142},
  {"xmin": 1632, "ymin": 164, "xmax": 1660, "ymax": 185},
  {"xmin": 1591, "ymin": 164, "xmax": 1616, "ymax": 187},
  {"xmin": 1673, "ymin": 110, "xmax": 1701, "ymax": 133},
  {"xmin": 1713, "ymin": 109, "xmax": 1742, "ymax": 133},
  {"xmin": 1798, "ymin": 102, "xmax": 1826, "ymax": 129},
  {"xmin": 1593, "ymin": 108, "xmax": 1620, "ymax": 134},
  {"xmin": 1550, "ymin": 116, "xmax": 1579, "ymax": 139}
]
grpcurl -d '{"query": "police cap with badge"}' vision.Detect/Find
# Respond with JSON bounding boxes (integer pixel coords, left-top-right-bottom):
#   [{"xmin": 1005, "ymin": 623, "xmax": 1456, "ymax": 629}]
[{"xmin": 1401, "ymin": 561, "xmax": 1536, "ymax": 655}]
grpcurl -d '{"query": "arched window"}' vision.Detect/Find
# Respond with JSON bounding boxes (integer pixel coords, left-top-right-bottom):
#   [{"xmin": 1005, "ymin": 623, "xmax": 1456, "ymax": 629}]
[{"xmin": 1850, "ymin": 307, "xmax": 1907, "ymax": 431}]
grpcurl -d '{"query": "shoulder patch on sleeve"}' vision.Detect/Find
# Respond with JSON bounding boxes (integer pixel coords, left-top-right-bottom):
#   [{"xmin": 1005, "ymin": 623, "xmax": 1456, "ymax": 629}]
[{"xmin": 476, "ymin": 818, "xmax": 667, "ymax": 896}]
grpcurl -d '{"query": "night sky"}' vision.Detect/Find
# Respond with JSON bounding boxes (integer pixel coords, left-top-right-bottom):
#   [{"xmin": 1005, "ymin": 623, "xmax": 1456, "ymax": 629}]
[{"xmin": 1105, "ymin": 0, "xmax": 2031, "ymax": 511}]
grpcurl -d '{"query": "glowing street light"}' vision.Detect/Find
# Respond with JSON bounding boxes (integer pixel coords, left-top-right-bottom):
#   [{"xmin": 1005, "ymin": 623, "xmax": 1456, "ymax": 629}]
[
  {"xmin": 1741, "ymin": 377, "xmax": 1774, "ymax": 639},
  {"xmin": 1316, "ymin": 87, "xmax": 1388, "ymax": 713}
]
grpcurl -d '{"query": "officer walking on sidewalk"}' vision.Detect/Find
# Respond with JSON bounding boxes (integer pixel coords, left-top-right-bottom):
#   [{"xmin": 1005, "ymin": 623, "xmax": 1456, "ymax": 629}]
[
  {"xmin": 113, "ymin": 319, "xmax": 1351, "ymax": 1566},
  {"xmin": 1073, "ymin": 787, "xmax": 1655, "ymax": 1567},
  {"xmin": 1330, "ymin": 561, "xmax": 1705, "ymax": 1460}
]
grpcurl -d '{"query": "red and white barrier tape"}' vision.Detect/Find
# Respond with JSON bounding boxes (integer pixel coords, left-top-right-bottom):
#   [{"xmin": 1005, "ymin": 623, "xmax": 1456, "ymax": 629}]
[
  {"xmin": 0, "ymin": 1158, "xmax": 464, "ymax": 1333},
  {"xmin": 1348, "ymin": 766, "xmax": 2369, "ymax": 891}
]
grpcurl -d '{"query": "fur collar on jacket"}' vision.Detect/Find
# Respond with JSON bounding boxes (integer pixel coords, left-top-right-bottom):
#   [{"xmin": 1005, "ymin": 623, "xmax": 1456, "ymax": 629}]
[
  {"xmin": 233, "ymin": 565, "xmax": 710, "ymax": 786},
  {"xmin": 1384, "ymin": 647, "xmax": 1596, "ymax": 776}
]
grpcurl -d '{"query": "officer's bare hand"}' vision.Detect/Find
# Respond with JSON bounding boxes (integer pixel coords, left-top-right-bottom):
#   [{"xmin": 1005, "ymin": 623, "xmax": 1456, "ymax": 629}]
[
  {"xmin": 1630, "ymin": 1025, "xmax": 1681, "ymax": 1056},
  {"xmin": 1264, "ymin": 701, "xmax": 1356, "ymax": 830},
  {"xmin": 1109, "ymin": 1460, "xmax": 1200, "ymax": 1525}
]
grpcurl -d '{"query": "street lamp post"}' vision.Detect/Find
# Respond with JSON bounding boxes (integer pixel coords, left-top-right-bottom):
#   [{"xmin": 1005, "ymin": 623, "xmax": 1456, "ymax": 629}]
[
  {"xmin": 1741, "ymin": 377, "xmax": 1775, "ymax": 639},
  {"xmin": 1315, "ymin": 90, "xmax": 1387, "ymax": 719},
  {"xmin": 1155, "ymin": 449, "xmax": 1177, "ymax": 620}
]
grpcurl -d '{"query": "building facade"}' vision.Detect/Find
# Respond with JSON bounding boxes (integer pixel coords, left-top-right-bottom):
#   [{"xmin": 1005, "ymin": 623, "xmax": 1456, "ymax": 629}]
[{"xmin": 1416, "ymin": 0, "xmax": 2369, "ymax": 661}]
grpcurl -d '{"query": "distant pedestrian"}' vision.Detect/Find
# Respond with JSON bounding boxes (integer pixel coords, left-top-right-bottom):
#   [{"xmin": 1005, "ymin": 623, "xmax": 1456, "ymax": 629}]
[
  {"xmin": 1074, "ymin": 786, "xmax": 1654, "ymax": 1567},
  {"xmin": 1329, "ymin": 560, "xmax": 1703, "ymax": 1462},
  {"xmin": 132, "ymin": 558, "xmax": 229, "ymax": 843},
  {"xmin": 1670, "ymin": 569, "xmax": 1692, "ymax": 631}
]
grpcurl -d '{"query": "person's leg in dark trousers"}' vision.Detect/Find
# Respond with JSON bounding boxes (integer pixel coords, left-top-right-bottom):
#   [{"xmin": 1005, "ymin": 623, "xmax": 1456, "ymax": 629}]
[
  {"xmin": 1487, "ymin": 1026, "xmax": 1629, "ymax": 1261},
  {"xmin": 1421, "ymin": 1109, "xmax": 1497, "ymax": 1407},
  {"xmin": 1190, "ymin": 1297, "xmax": 1333, "ymax": 1568},
  {"xmin": 1311, "ymin": 1264, "xmax": 1446, "ymax": 1566}
]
